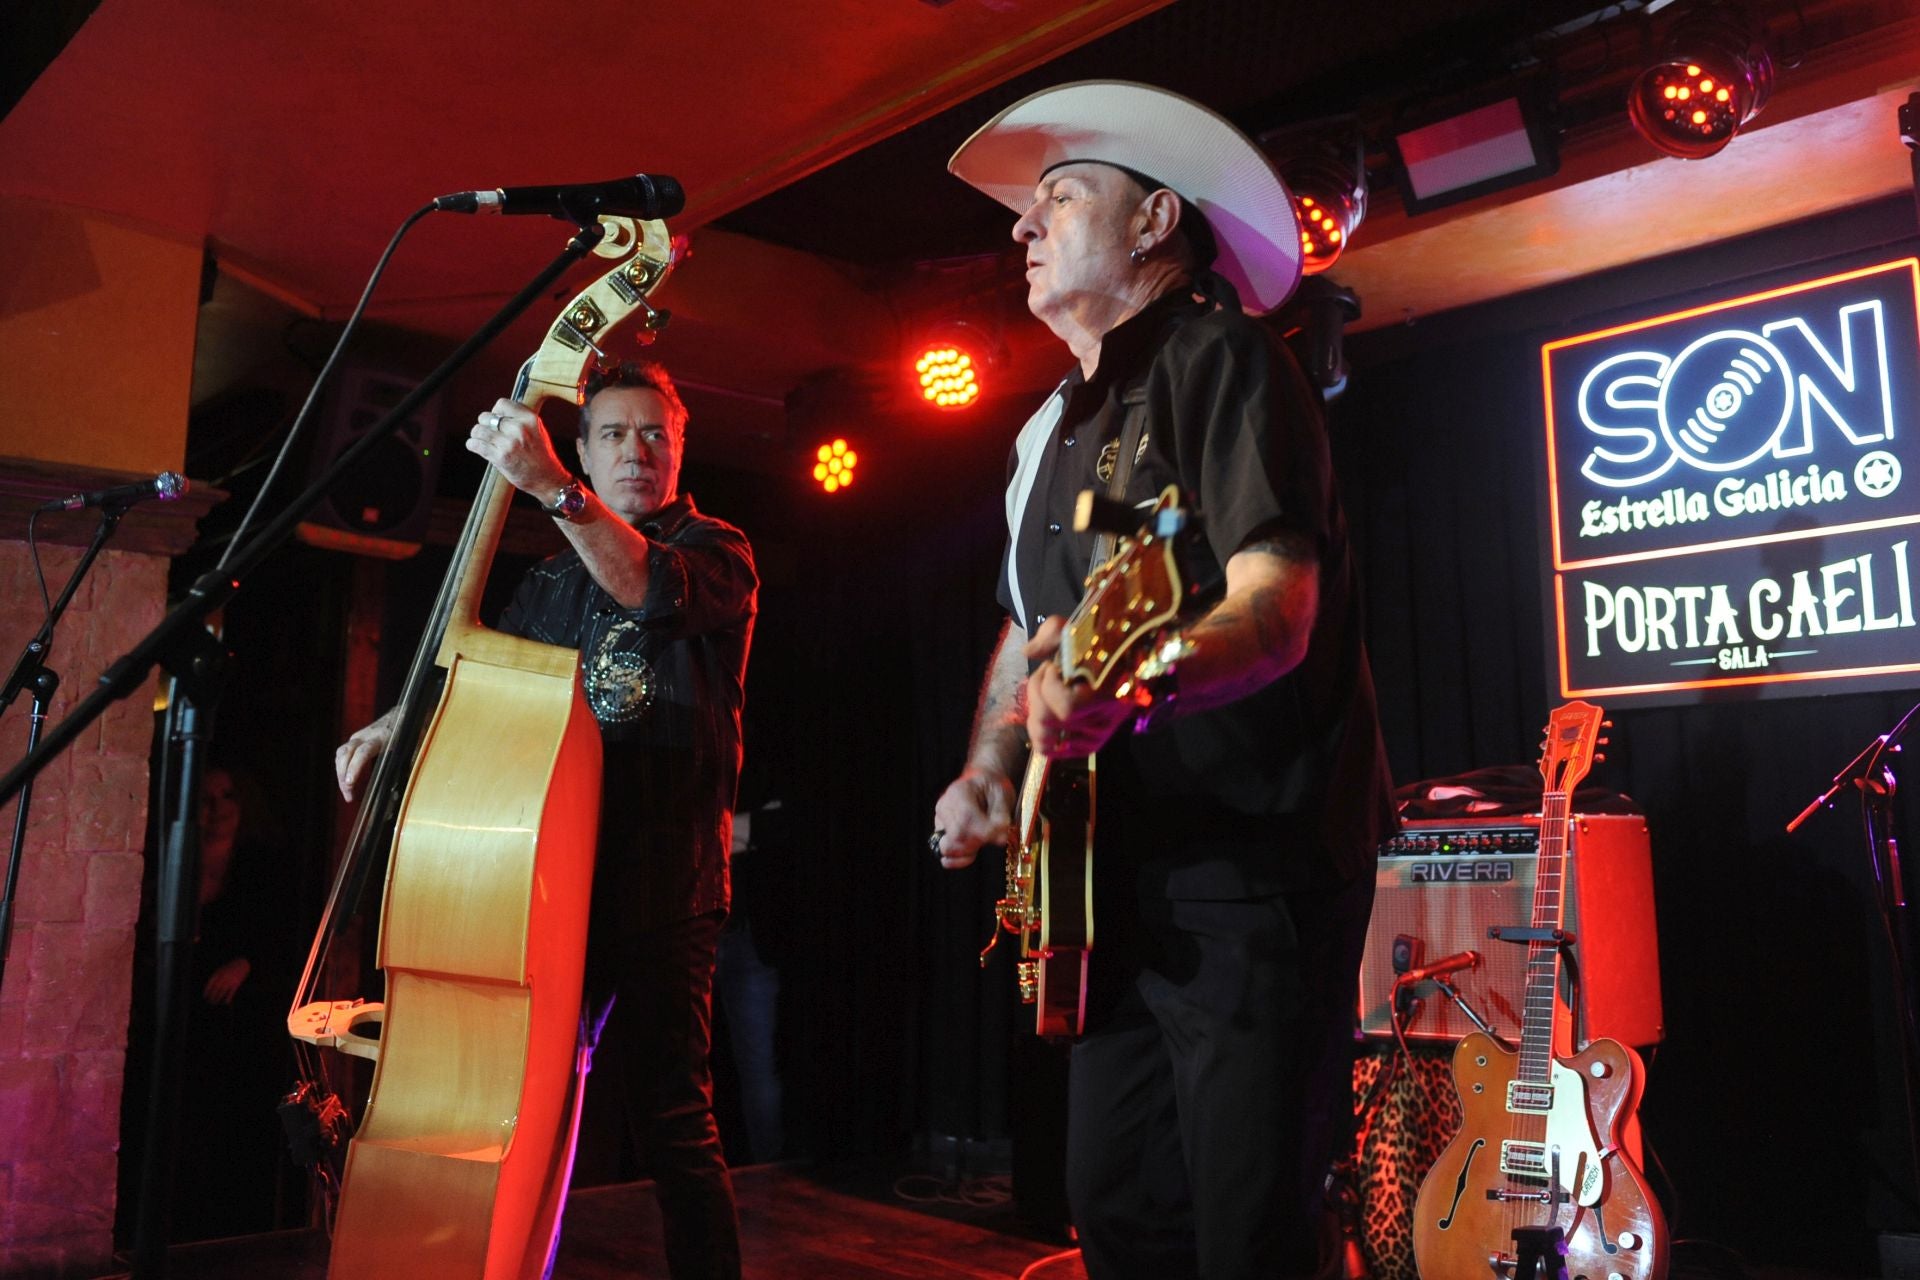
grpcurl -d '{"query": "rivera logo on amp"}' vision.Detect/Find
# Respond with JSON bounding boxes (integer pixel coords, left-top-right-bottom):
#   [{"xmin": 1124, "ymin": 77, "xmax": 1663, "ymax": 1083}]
[{"xmin": 1541, "ymin": 257, "xmax": 1920, "ymax": 703}]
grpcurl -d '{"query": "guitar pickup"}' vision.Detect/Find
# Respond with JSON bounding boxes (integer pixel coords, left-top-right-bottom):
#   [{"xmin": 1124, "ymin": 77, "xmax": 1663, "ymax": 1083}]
[{"xmin": 1507, "ymin": 1081, "xmax": 1554, "ymax": 1113}]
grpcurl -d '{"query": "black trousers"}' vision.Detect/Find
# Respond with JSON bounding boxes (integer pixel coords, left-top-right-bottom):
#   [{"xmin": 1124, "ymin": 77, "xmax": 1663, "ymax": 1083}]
[
  {"xmin": 1064, "ymin": 873, "xmax": 1374, "ymax": 1280},
  {"xmin": 579, "ymin": 909, "xmax": 742, "ymax": 1280}
]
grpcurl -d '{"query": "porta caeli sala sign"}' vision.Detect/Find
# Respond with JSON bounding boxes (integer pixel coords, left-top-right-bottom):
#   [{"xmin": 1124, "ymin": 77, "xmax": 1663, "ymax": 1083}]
[{"xmin": 1541, "ymin": 257, "xmax": 1920, "ymax": 703}]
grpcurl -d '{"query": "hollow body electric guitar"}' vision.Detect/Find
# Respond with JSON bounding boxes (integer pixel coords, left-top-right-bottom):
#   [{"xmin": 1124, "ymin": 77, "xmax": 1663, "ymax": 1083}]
[
  {"xmin": 983, "ymin": 486, "xmax": 1193, "ymax": 1037},
  {"xmin": 1412, "ymin": 701, "xmax": 1668, "ymax": 1280}
]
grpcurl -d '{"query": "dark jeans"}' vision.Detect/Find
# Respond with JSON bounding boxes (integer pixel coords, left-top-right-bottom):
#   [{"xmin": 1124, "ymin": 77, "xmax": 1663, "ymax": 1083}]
[
  {"xmin": 579, "ymin": 909, "xmax": 741, "ymax": 1280},
  {"xmin": 715, "ymin": 918, "xmax": 784, "ymax": 1162},
  {"xmin": 1064, "ymin": 873, "xmax": 1374, "ymax": 1280}
]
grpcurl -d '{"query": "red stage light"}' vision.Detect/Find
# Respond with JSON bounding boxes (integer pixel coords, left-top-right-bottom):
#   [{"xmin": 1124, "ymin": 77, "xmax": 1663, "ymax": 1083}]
[
  {"xmin": 1627, "ymin": 7, "xmax": 1772, "ymax": 160},
  {"xmin": 913, "ymin": 343, "xmax": 981, "ymax": 409},
  {"xmin": 1280, "ymin": 144, "xmax": 1366, "ymax": 276},
  {"xmin": 811, "ymin": 438, "xmax": 858, "ymax": 493}
]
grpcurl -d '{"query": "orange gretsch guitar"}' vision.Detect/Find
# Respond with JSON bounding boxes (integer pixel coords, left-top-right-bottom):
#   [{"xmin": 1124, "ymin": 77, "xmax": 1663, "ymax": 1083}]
[
  {"xmin": 981, "ymin": 486, "xmax": 1193, "ymax": 1036},
  {"xmin": 1412, "ymin": 701, "xmax": 1668, "ymax": 1280}
]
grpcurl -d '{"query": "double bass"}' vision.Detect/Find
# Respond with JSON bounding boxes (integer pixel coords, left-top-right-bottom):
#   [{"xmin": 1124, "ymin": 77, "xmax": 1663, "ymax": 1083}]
[{"xmin": 285, "ymin": 215, "xmax": 680, "ymax": 1279}]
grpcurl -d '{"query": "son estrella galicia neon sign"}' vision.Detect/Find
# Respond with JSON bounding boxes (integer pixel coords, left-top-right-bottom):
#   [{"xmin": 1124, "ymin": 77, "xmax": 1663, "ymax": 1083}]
[{"xmin": 1541, "ymin": 257, "xmax": 1920, "ymax": 703}]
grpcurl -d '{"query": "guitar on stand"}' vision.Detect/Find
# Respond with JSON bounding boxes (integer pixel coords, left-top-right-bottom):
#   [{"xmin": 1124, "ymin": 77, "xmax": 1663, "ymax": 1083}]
[
  {"xmin": 1412, "ymin": 701, "xmax": 1668, "ymax": 1280},
  {"xmin": 980, "ymin": 485, "xmax": 1194, "ymax": 1037}
]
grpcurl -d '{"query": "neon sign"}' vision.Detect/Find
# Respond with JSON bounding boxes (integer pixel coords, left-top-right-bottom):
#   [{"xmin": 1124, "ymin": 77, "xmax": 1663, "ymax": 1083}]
[{"xmin": 1541, "ymin": 257, "xmax": 1920, "ymax": 702}]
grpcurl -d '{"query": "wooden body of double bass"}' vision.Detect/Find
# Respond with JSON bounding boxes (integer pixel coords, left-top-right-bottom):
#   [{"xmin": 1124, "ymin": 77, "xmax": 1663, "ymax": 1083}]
[{"xmin": 326, "ymin": 629, "xmax": 601, "ymax": 1280}]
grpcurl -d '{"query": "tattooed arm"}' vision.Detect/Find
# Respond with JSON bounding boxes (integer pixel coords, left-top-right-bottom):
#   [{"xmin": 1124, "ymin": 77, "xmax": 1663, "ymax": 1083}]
[
  {"xmin": 1023, "ymin": 532, "xmax": 1318, "ymax": 755},
  {"xmin": 1169, "ymin": 532, "xmax": 1319, "ymax": 712}
]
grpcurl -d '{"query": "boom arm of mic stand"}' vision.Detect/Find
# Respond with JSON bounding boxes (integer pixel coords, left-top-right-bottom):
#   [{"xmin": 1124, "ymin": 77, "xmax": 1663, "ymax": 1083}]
[
  {"xmin": 1787, "ymin": 734, "xmax": 1890, "ymax": 833},
  {"xmin": 0, "ymin": 510, "xmax": 122, "ymax": 717},
  {"xmin": 1432, "ymin": 975, "xmax": 1509, "ymax": 1048},
  {"xmin": 0, "ymin": 219, "xmax": 611, "ymax": 810}
]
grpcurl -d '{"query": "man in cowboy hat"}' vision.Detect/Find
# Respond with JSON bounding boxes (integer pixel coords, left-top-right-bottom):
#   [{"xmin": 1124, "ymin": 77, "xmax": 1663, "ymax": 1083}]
[{"xmin": 931, "ymin": 82, "xmax": 1393, "ymax": 1279}]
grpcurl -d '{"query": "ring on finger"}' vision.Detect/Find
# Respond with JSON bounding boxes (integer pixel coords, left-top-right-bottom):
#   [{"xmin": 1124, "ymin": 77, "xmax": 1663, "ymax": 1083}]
[{"xmin": 485, "ymin": 412, "xmax": 503, "ymax": 430}]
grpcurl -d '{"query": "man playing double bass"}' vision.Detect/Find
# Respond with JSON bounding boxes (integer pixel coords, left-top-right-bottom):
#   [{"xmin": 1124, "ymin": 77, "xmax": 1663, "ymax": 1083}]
[{"xmin": 336, "ymin": 359, "xmax": 755, "ymax": 1279}]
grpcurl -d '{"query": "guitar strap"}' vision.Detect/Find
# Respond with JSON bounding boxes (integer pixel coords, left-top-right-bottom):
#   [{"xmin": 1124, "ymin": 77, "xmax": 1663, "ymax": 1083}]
[{"xmin": 1088, "ymin": 377, "xmax": 1151, "ymax": 574}]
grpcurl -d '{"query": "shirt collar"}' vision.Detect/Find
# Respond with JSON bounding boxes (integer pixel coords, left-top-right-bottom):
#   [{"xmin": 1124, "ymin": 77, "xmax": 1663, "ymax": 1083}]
[
  {"xmin": 1083, "ymin": 287, "xmax": 1207, "ymax": 390},
  {"xmin": 638, "ymin": 492, "xmax": 697, "ymax": 539}
]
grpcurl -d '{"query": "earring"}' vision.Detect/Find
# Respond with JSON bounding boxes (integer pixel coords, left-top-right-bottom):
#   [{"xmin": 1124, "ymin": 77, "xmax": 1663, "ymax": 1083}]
[{"xmin": 1129, "ymin": 247, "xmax": 1147, "ymax": 266}]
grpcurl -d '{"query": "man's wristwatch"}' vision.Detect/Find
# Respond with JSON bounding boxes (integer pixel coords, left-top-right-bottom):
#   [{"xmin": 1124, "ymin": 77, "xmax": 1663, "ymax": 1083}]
[{"xmin": 543, "ymin": 481, "xmax": 587, "ymax": 522}]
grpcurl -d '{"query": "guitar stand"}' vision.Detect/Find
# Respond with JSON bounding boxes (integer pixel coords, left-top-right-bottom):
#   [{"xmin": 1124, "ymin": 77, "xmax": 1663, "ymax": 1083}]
[
  {"xmin": 1510, "ymin": 1226, "xmax": 1571, "ymax": 1280},
  {"xmin": 1488, "ymin": 925, "xmax": 1587, "ymax": 1047}
]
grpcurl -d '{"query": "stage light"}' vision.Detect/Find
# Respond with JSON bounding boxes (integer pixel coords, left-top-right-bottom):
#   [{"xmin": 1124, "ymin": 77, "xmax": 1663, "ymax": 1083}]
[
  {"xmin": 1274, "ymin": 277, "xmax": 1361, "ymax": 399},
  {"xmin": 909, "ymin": 320, "xmax": 1003, "ymax": 411},
  {"xmin": 912, "ymin": 340, "xmax": 982, "ymax": 409},
  {"xmin": 914, "ymin": 344, "xmax": 980, "ymax": 409},
  {"xmin": 1628, "ymin": 5, "xmax": 1773, "ymax": 159},
  {"xmin": 811, "ymin": 438, "xmax": 858, "ymax": 494},
  {"xmin": 1280, "ymin": 140, "xmax": 1367, "ymax": 276}
]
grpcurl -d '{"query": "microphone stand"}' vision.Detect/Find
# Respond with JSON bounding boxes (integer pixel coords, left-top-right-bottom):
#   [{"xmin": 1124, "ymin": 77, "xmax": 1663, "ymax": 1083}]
[
  {"xmin": 1788, "ymin": 701, "xmax": 1920, "ymax": 1225},
  {"xmin": 0, "ymin": 216, "xmax": 613, "ymax": 1278},
  {"xmin": 0, "ymin": 506, "xmax": 127, "ymax": 991}
]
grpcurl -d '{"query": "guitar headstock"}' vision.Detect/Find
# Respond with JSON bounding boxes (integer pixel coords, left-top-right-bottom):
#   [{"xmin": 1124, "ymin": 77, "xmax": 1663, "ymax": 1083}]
[
  {"xmin": 1538, "ymin": 700, "xmax": 1610, "ymax": 796},
  {"xmin": 1059, "ymin": 485, "xmax": 1190, "ymax": 692}
]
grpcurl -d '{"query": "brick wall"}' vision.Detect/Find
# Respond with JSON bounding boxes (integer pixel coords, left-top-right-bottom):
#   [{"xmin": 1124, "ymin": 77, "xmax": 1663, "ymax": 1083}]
[{"xmin": 0, "ymin": 540, "xmax": 165, "ymax": 1278}]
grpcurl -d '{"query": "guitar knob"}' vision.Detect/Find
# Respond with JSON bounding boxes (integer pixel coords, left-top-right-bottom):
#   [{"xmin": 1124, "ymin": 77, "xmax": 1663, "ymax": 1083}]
[
  {"xmin": 1618, "ymin": 1232, "xmax": 1641, "ymax": 1250},
  {"xmin": 1588, "ymin": 1060, "xmax": 1611, "ymax": 1078}
]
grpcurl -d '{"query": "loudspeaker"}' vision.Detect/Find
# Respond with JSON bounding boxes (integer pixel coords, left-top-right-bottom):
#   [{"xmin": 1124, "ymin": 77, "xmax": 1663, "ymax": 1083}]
[
  {"xmin": 1358, "ymin": 815, "xmax": 1663, "ymax": 1049},
  {"xmin": 296, "ymin": 365, "xmax": 445, "ymax": 559}
]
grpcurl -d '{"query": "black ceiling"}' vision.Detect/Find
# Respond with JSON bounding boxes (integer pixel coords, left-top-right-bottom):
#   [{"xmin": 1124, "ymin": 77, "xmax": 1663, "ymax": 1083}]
[{"xmin": 716, "ymin": 0, "xmax": 1633, "ymax": 265}]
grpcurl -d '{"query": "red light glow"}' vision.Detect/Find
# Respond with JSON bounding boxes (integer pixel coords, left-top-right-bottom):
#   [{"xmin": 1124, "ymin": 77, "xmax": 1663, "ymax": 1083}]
[
  {"xmin": 811, "ymin": 438, "xmax": 858, "ymax": 493},
  {"xmin": 914, "ymin": 345, "xmax": 981, "ymax": 409},
  {"xmin": 1292, "ymin": 189, "xmax": 1357, "ymax": 275},
  {"xmin": 1625, "ymin": 12, "xmax": 1773, "ymax": 161}
]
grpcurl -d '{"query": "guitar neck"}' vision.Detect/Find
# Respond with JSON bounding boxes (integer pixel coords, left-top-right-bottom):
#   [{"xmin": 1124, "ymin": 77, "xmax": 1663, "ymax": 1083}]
[{"xmin": 1518, "ymin": 790, "xmax": 1572, "ymax": 1084}]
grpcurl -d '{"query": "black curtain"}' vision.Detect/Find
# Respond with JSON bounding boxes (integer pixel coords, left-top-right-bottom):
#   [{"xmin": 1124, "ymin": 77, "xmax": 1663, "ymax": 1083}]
[{"xmin": 1336, "ymin": 195, "xmax": 1920, "ymax": 1268}]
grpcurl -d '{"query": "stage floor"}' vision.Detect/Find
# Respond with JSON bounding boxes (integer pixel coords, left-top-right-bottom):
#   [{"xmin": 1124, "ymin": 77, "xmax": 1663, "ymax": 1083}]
[
  {"xmin": 99, "ymin": 1159, "xmax": 1870, "ymax": 1280},
  {"xmin": 102, "ymin": 1161, "xmax": 1086, "ymax": 1280}
]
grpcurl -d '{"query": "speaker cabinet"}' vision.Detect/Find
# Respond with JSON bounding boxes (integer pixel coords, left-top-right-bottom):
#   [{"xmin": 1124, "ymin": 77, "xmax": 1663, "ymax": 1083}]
[
  {"xmin": 297, "ymin": 366, "xmax": 445, "ymax": 559},
  {"xmin": 1358, "ymin": 815, "xmax": 1663, "ymax": 1049}
]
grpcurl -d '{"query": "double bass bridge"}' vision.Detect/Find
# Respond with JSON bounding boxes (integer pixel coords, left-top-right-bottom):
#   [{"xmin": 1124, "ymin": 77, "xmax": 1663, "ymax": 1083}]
[{"xmin": 289, "ymin": 998, "xmax": 385, "ymax": 1062}]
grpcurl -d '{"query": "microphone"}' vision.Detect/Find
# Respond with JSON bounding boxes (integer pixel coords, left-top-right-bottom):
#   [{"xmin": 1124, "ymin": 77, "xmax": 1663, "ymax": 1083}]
[
  {"xmin": 39, "ymin": 471, "xmax": 188, "ymax": 513},
  {"xmin": 432, "ymin": 173, "xmax": 685, "ymax": 221},
  {"xmin": 1392, "ymin": 949, "xmax": 1481, "ymax": 987}
]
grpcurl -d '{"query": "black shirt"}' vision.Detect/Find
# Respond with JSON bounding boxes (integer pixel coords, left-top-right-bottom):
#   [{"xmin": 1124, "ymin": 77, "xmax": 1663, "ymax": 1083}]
[
  {"xmin": 497, "ymin": 494, "xmax": 757, "ymax": 928},
  {"xmin": 999, "ymin": 291, "xmax": 1392, "ymax": 893}
]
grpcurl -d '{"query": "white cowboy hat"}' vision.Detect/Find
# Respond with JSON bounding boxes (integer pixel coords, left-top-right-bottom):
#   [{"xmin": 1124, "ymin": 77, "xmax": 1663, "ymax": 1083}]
[{"xmin": 948, "ymin": 80, "xmax": 1302, "ymax": 315}]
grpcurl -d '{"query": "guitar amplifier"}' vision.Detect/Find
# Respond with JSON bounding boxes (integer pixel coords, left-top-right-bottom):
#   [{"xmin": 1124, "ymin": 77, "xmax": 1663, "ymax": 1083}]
[{"xmin": 1358, "ymin": 815, "xmax": 1663, "ymax": 1047}]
